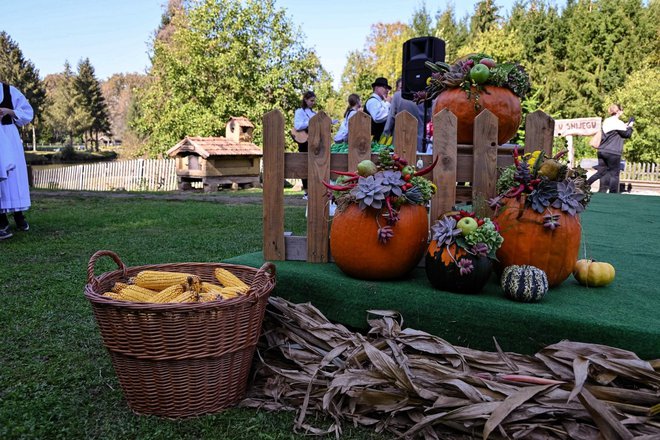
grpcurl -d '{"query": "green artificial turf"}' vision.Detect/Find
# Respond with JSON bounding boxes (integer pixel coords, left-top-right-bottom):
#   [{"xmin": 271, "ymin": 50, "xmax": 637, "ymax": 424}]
[{"xmin": 229, "ymin": 193, "xmax": 660, "ymax": 360}]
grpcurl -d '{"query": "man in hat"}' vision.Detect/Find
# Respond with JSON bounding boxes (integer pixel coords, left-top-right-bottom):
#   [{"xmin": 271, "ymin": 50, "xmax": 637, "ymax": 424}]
[{"xmin": 364, "ymin": 77, "xmax": 391, "ymax": 141}]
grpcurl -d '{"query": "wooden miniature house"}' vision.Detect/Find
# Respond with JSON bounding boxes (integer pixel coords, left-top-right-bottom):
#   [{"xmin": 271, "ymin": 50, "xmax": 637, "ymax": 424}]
[{"xmin": 167, "ymin": 117, "xmax": 262, "ymax": 191}]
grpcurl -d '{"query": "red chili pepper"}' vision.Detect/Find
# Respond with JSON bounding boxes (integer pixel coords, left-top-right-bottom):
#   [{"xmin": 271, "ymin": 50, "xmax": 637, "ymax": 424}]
[
  {"xmin": 413, "ymin": 155, "xmax": 439, "ymax": 176},
  {"xmin": 404, "ymin": 183, "xmax": 413, "ymax": 190},
  {"xmin": 513, "ymin": 146, "xmax": 521, "ymax": 167},
  {"xmin": 322, "ymin": 181, "xmax": 356, "ymax": 192},
  {"xmin": 399, "ymin": 158, "xmax": 408, "ymax": 166},
  {"xmin": 552, "ymin": 149, "xmax": 568, "ymax": 160},
  {"xmin": 331, "ymin": 170, "xmax": 359, "ymax": 177}
]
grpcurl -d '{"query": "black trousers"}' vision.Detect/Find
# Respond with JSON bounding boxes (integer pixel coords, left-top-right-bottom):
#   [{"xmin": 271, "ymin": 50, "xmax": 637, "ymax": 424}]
[
  {"xmin": 587, "ymin": 152, "xmax": 621, "ymax": 193},
  {"xmin": 298, "ymin": 141, "xmax": 308, "ymax": 191}
]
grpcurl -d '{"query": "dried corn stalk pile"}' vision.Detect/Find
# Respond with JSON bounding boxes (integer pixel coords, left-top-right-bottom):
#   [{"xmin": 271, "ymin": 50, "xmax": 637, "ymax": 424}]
[{"xmin": 242, "ymin": 297, "xmax": 660, "ymax": 439}]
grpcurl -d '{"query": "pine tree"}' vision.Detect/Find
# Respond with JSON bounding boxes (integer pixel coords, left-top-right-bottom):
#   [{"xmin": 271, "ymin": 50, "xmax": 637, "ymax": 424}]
[
  {"xmin": 0, "ymin": 31, "xmax": 46, "ymax": 148},
  {"xmin": 469, "ymin": 0, "xmax": 501, "ymax": 35},
  {"xmin": 44, "ymin": 62, "xmax": 92, "ymax": 147},
  {"xmin": 433, "ymin": 5, "xmax": 469, "ymax": 63},
  {"xmin": 75, "ymin": 58, "xmax": 111, "ymax": 151}
]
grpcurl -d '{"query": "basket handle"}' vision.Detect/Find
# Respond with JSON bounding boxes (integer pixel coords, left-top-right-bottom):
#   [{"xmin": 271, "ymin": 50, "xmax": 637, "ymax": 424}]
[
  {"xmin": 87, "ymin": 250, "xmax": 128, "ymax": 290},
  {"xmin": 252, "ymin": 262, "xmax": 276, "ymax": 297}
]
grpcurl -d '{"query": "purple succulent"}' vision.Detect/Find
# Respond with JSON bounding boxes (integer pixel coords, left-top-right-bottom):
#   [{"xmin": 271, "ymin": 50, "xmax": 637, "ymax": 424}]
[
  {"xmin": 458, "ymin": 258, "xmax": 474, "ymax": 276},
  {"xmin": 377, "ymin": 225, "xmax": 394, "ymax": 244},
  {"xmin": 430, "ymin": 217, "xmax": 462, "ymax": 246},
  {"xmin": 471, "ymin": 243, "xmax": 489, "ymax": 257},
  {"xmin": 543, "ymin": 213, "xmax": 561, "ymax": 230}
]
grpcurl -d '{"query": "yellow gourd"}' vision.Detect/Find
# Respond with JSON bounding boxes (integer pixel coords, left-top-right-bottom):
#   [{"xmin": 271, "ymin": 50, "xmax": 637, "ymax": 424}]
[{"xmin": 573, "ymin": 259, "xmax": 615, "ymax": 287}]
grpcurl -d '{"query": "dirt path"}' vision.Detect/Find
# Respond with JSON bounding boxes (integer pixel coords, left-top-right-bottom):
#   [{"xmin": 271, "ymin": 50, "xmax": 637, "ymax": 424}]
[{"xmin": 31, "ymin": 190, "xmax": 308, "ymax": 206}]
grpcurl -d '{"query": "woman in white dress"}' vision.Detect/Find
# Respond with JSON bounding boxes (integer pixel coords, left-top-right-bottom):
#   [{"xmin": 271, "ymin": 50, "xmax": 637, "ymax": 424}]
[{"xmin": 0, "ymin": 82, "xmax": 34, "ymax": 240}]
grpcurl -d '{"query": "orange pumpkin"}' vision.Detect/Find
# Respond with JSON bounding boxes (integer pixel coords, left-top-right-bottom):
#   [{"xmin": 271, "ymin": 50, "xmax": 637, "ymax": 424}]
[
  {"xmin": 494, "ymin": 197, "xmax": 581, "ymax": 287},
  {"xmin": 433, "ymin": 86, "xmax": 522, "ymax": 145},
  {"xmin": 330, "ymin": 204, "xmax": 428, "ymax": 280}
]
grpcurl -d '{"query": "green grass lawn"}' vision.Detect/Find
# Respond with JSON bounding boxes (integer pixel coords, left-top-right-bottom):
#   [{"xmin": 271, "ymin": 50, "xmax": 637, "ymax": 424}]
[{"xmin": 0, "ymin": 194, "xmax": 387, "ymax": 440}]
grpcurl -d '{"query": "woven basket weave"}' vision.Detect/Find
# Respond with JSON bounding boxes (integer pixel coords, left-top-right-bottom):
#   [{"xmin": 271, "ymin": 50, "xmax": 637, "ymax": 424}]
[{"xmin": 84, "ymin": 250, "xmax": 276, "ymax": 418}]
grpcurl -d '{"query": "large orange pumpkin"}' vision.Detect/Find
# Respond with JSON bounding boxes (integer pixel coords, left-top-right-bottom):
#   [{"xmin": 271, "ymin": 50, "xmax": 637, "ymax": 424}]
[
  {"xmin": 494, "ymin": 197, "xmax": 581, "ymax": 287},
  {"xmin": 330, "ymin": 204, "xmax": 428, "ymax": 280},
  {"xmin": 433, "ymin": 86, "xmax": 522, "ymax": 145}
]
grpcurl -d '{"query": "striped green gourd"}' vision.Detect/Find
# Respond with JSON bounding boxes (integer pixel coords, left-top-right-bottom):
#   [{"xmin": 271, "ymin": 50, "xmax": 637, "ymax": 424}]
[{"xmin": 501, "ymin": 265, "xmax": 548, "ymax": 302}]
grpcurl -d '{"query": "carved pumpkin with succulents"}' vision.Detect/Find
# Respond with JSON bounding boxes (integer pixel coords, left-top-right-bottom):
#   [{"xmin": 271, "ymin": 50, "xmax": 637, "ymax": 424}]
[
  {"xmin": 490, "ymin": 148, "xmax": 592, "ymax": 287},
  {"xmin": 325, "ymin": 147, "xmax": 438, "ymax": 280},
  {"xmin": 425, "ymin": 211, "xmax": 504, "ymax": 294},
  {"xmin": 415, "ymin": 53, "xmax": 531, "ymax": 145}
]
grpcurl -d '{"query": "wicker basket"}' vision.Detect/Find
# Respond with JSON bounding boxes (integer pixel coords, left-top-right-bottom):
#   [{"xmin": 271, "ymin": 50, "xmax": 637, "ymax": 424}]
[{"xmin": 84, "ymin": 250, "xmax": 276, "ymax": 418}]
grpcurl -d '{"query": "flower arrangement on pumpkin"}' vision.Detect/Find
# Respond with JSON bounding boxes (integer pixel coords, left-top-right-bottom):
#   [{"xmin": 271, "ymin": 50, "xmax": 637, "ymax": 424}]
[
  {"xmin": 414, "ymin": 53, "xmax": 531, "ymax": 105},
  {"xmin": 428, "ymin": 211, "xmax": 504, "ymax": 276},
  {"xmin": 323, "ymin": 147, "xmax": 437, "ymax": 244},
  {"xmin": 489, "ymin": 148, "xmax": 592, "ymax": 226}
]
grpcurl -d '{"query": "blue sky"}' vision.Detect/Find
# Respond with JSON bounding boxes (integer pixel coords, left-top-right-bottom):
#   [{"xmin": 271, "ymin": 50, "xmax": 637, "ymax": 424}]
[{"xmin": 2, "ymin": 0, "xmax": 561, "ymax": 88}]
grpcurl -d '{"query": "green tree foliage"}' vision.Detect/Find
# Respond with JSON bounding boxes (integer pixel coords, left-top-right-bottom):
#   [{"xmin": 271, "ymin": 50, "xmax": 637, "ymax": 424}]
[
  {"xmin": 337, "ymin": 50, "xmax": 376, "ymax": 111},
  {"xmin": 433, "ymin": 5, "xmax": 469, "ymax": 63},
  {"xmin": 614, "ymin": 67, "xmax": 660, "ymax": 162},
  {"xmin": 469, "ymin": 0, "xmax": 502, "ymax": 35},
  {"xmin": 101, "ymin": 73, "xmax": 149, "ymax": 147},
  {"xmin": 410, "ymin": 4, "xmax": 434, "ymax": 37},
  {"xmin": 365, "ymin": 22, "xmax": 411, "ymax": 86},
  {"xmin": 76, "ymin": 58, "xmax": 111, "ymax": 151},
  {"xmin": 43, "ymin": 62, "xmax": 92, "ymax": 147},
  {"xmin": 132, "ymin": 0, "xmax": 332, "ymax": 156},
  {"xmin": 0, "ymin": 31, "xmax": 46, "ymax": 146}
]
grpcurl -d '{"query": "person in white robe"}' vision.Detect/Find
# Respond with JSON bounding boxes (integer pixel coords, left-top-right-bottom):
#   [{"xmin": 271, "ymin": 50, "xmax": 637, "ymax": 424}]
[{"xmin": 0, "ymin": 82, "xmax": 34, "ymax": 239}]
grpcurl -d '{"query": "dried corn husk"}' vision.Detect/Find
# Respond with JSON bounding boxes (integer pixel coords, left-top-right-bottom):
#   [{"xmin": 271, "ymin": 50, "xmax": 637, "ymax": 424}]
[{"xmin": 242, "ymin": 297, "xmax": 660, "ymax": 440}]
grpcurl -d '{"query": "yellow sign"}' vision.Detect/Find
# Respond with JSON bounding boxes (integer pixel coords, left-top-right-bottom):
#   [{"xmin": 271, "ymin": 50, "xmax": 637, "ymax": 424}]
[{"xmin": 553, "ymin": 117, "xmax": 601, "ymax": 137}]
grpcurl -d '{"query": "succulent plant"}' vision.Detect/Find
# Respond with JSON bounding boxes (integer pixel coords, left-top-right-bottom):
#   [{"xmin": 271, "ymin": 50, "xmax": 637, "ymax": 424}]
[
  {"xmin": 527, "ymin": 180, "xmax": 558, "ymax": 213},
  {"xmin": 552, "ymin": 181, "xmax": 585, "ymax": 216},
  {"xmin": 430, "ymin": 216, "xmax": 462, "ymax": 246},
  {"xmin": 350, "ymin": 175, "xmax": 389, "ymax": 210}
]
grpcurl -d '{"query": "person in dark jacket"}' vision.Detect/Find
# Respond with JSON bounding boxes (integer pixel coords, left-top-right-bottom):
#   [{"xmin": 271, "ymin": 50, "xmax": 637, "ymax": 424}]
[{"xmin": 586, "ymin": 104, "xmax": 633, "ymax": 193}]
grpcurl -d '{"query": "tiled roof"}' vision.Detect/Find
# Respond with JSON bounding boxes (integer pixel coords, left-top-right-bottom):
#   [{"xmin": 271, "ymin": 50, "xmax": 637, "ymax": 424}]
[{"xmin": 167, "ymin": 136, "xmax": 262, "ymax": 158}]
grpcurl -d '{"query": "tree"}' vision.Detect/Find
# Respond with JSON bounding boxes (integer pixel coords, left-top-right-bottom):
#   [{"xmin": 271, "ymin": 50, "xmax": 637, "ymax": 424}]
[
  {"xmin": 0, "ymin": 31, "xmax": 46, "ymax": 149},
  {"xmin": 364, "ymin": 22, "xmax": 411, "ymax": 85},
  {"xmin": 101, "ymin": 73, "xmax": 149, "ymax": 148},
  {"xmin": 469, "ymin": 0, "xmax": 502, "ymax": 35},
  {"xmin": 433, "ymin": 5, "xmax": 469, "ymax": 62},
  {"xmin": 337, "ymin": 50, "xmax": 377, "ymax": 108},
  {"xmin": 43, "ymin": 62, "xmax": 92, "ymax": 147},
  {"xmin": 76, "ymin": 58, "xmax": 111, "ymax": 151},
  {"xmin": 410, "ymin": 4, "xmax": 433, "ymax": 37},
  {"xmin": 132, "ymin": 0, "xmax": 332, "ymax": 155},
  {"xmin": 614, "ymin": 67, "xmax": 660, "ymax": 162}
]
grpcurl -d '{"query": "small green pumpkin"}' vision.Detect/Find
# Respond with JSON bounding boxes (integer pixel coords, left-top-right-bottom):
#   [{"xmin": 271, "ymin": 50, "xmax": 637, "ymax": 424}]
[{"xmin": 501, "ymin": 265, "xmax": 548, "ymax": 302}]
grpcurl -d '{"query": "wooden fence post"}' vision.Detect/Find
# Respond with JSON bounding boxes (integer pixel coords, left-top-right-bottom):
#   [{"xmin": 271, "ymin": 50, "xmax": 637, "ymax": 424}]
[
  {"xmin": 307, "ymin": 111, "xmax": 332, "ymax": 263},
  {"xmin": 472, "ymin": 109, "xmax": 499, "ymax": 217},
  {"xmin": 262, "ymin": 109, "xmax": 285, "ymax": 261},
  {"xmin": 431, "ymin": 109, "xmax": 458, "ymax": 221},
  {"xmin": 347, "ymin": 111, "xmax": 371, "ymax": 172},
  {"xmin": 393, "ymin": 110, "xmax": 418, "ymax": 166},
  {"xmin": 525, "ymin": 110, "xmax": 554, "ymax": 156}
]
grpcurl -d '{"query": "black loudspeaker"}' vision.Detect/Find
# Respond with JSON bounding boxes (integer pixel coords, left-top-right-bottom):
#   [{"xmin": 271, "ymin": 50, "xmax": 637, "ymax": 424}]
[{"xmin": 401, "ymin": 36, "xmax": 445, "ymax": 100}]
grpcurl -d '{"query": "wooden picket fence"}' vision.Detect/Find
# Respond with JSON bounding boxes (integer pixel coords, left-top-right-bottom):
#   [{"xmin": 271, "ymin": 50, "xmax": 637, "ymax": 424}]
[
  {"xmin": 262, "ymin": 108, "xmax": 555, "ymax": 263},
  {"xmin": 32, "ymin": 159, "xmax": 182, "ymax": 191}
]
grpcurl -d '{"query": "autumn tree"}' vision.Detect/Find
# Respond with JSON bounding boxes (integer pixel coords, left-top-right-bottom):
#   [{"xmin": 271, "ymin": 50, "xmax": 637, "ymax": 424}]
[
  {"xmin": 101, "ymin": 73, "xmax": 149, "ymax": 148},
  {"xmin": 132, "ymin": 0, "xmax": 333, "ymax": 155}
]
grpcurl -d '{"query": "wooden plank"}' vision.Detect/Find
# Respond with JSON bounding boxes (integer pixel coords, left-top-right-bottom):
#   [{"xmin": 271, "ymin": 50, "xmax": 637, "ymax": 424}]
[
  {"xmin": 306, "ymin": 111, "xmax": 332, "ymax": 263},
  {"xmin": 432, "ymin": 109, "xmax": 458, "ymax": 221},
  {"xmin": 347, "ymin": 111, "xmax": 372, "ymax": 172},
  {"xmin": 525, "ymin": 110, "xmax": 554, "ymax": 157},
  {"xmin": 393, "ymin": 110, "xmax": 418, "ymax": 166},
  {"xmin": 284, "ymin": 235, "xmax": 308, "ymax": 261},
  {"xmin": 262, "ymin": 109, "xmax": 286, "ymax": 261},
  {"xmin": 472, "ymin": 109, "xmax": 499, "ymax": 217}
]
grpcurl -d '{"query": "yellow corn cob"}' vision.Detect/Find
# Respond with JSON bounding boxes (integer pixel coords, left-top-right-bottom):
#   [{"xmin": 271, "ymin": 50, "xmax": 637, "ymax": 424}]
[
  {"xmin": 102, "ymin": 292, "xmax": 123, "ymax": 300},
  {"xmin": 151, "ymin": 283, "xmax": 185, "ymax": 303},
  {"xmin": 170, "ymin": 290, "xmax": 197, "ymax": 303},
  {"xmin": 201, "ymin": 282, "xmax": 225, "ymax": 294},
  {"xmin": 198, "ymin": 291, "xmax": 221, "ymax": 302},
  {"xmin": 111, "ymin": 282, "xmax": 129, "ymax": 293},
  {"xmin": 218, "ymin": 285, "xmax": 249, "ymax": 299},
  {"xmin": 133, "ymin": 270, "xmax": 200, "ymax": 291},
  {"xmin": 118, "ymin": 285, "xmax": 159, "ymax": 302},
  {"xmin": 214, "ymin": 268, "xmax": 248, "ymax": 289}
]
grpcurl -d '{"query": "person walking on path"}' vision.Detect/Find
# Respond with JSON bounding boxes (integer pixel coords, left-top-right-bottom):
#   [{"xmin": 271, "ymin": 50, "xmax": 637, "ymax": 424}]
[
  {"xmin": 0, "ymin": 81, "xmax": 34, "ymax": 240},
  {"xmin": 586, "ymin": 104, "xmax": 633, "ymax": 193}
]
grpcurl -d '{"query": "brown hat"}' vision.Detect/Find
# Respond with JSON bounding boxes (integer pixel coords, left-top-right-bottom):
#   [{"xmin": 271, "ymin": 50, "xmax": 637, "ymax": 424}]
[{"xmin": 371, "ymin": 77, "xmax": 392, "ymax": 90}]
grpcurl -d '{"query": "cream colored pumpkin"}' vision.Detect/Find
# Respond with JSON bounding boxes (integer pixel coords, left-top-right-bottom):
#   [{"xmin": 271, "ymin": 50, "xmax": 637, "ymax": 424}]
[{"xmin": 573, "ymin": 259, "xmax": 616, "ymax": 287}]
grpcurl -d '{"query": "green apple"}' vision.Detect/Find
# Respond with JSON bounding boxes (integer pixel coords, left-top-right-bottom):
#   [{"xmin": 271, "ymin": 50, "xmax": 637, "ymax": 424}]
[
  {"xmin": 357, "ymin": 160, "xmax": 377, "ymax": 177},
  {"xmin": 456, "ymin": 216, "xmax": 479, "ymax": 235},
  {"xmin": 470, "ymin": 64, "xmax": 490, "ymax": 84}
]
